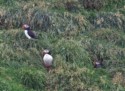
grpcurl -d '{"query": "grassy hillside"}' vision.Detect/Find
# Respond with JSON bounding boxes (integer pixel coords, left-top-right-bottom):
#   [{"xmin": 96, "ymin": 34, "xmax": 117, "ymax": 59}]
[{"xmin": 0, "ymin": 0, "xmax": 125, "ymax": 91}]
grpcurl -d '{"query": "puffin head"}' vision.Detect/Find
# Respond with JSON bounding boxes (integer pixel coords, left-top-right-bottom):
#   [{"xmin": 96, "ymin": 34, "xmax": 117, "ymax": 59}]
[
  {"xmin": 22, "ymin": 24, "xmax": 30, "ymax": 30},
  {"xmin": 41, "ymin": 49, "xmax": 51, "ymax": 56},
  {"xmin": 93, "ymin": 61, "xmax": 102, "ymax": 68}
]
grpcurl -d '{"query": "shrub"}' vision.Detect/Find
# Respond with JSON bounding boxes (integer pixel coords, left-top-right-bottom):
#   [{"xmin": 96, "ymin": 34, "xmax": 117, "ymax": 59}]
[
  {"xmin": 80, "ymin": 0, "xmax": 104, "ymax": 10},
  {"xmin": 0, "ymin": 0, "xmax": 15, "ymax": 6},
  {"xmin": 52, "ymin": 0, "xmax": 65, "ymax": 11},
  {"xmin": 65, "ymin": 1, "xmax": 79, "ymax": 12},
  {"xmin": 82, "ymin": 35, "xmax": 125, "ymax": 69},
  {"xmin": 88, "ymin": 12, "xmax": 125, "ymax": 30},
  {"xmin": 48, "ymin": 12, "xmax": 89, "ymax": 35},
  {"xmin": 88, "ymin": 28, "xmax": 125, "ymax": 47},
  {"xmin": 0, "ymin": 80, "xmax": 10, "ymax": 91},
  {"xmin": 46, "ymin": 57, "xmax": 89, "ymax": 91},
  {"xmin": 0, "ymin": 7, "xmax": 51, "ymax": 30},
  {"xmin": 19, "ymin": 68, "xmax": 46, "ymax": 90},
  {"xmin": 55, "ymin": 38, "xmax": 90, "ymax": 67},
  {"xmin": 112, "ymin": 72, "xmax": 125, "ymax": 86},
  {"xmin": 46, "ymin": 56, "xmax": 113, "ymax": 91},
  {"xmin": 0, "ymin": 3, "xmax": 89, "ymax": 32},
  {"xmin": 104, "ymin": 0, "xmax": 125, "ymax": 11}
]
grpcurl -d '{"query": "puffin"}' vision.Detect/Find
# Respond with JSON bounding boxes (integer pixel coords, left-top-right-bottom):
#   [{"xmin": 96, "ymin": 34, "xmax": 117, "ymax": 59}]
[
  {"xmin": 41, "ymin": 49, "xmax": 53, "ymax": 71},
  {"xmin": 92, "ymin": 55, "xmax": 104, "ymax": 68},
  {"xmin": 22, "ymin": 24, "xmax": 37, "ymax": 39},
  {"xmin": 93, "ymin": 61, "xmax": 103, "ymax": 68}
]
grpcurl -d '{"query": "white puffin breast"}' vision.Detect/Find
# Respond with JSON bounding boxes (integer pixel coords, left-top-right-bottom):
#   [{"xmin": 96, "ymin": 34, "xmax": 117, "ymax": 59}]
[
  {"xmin": 43, "ymin": 54, "xmax": 53, "ymax": 66},
  {"xmin": 24, "ymin": 30, "xmax": 31, "ymax": 39}
]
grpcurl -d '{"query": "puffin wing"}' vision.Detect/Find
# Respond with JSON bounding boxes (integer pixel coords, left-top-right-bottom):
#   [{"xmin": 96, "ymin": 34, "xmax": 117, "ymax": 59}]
[{"xmin": 27, "ymin": 30, "xmax": 36, "ymax": 39}]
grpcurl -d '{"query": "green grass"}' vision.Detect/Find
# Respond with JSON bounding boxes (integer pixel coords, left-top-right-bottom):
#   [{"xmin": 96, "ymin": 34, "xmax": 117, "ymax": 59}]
[{"xmin": 0, "ymin": 0, "xmax": 125, "ymax": 91}]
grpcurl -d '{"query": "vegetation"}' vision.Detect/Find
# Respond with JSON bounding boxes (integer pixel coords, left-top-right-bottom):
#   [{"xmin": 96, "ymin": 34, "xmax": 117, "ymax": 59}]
[{"xmin": 0, "ymin": 0, "xmax": 125, "ymax": 91}]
